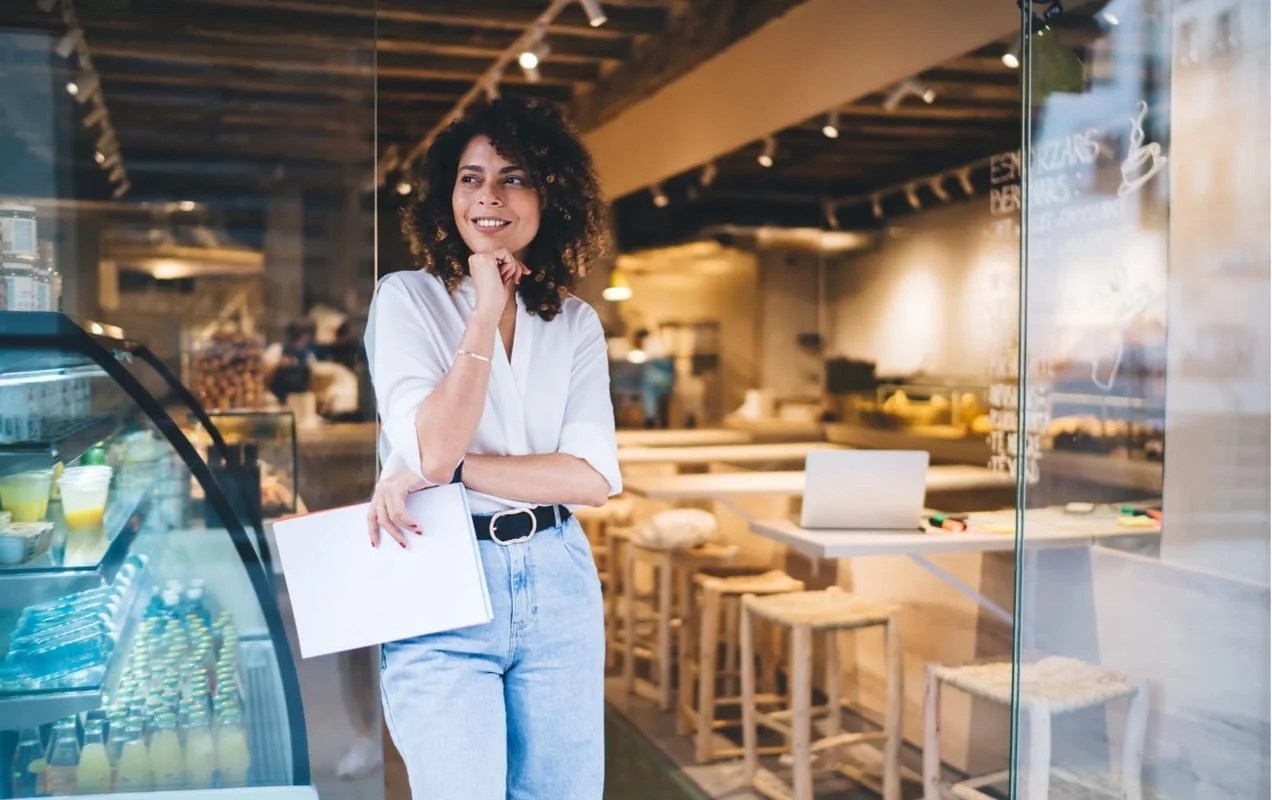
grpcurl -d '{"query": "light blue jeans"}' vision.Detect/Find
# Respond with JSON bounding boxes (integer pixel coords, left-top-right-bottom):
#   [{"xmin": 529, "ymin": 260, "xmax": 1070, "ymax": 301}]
[{"xmin": 380, "ymin": 516, "xmax": 605, "ymax": 799}]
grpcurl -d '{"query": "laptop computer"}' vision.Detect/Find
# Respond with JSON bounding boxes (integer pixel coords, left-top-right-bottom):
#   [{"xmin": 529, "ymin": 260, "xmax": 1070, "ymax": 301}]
[{"xmin": 799, "ymin": 450, "xmax": 929, "ymax": 530}]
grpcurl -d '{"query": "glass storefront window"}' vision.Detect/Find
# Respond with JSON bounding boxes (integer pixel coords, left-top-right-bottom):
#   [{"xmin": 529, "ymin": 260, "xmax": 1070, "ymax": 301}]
[{"xmin": 1017, "ymin": 0, "xmax": 1268, "ymax": 796}]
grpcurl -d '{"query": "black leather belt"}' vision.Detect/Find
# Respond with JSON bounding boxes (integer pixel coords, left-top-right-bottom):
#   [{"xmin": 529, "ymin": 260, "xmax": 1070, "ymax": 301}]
[{"xmin": 473, "ymin": 505, "xmax": 571, "ymax": 545}]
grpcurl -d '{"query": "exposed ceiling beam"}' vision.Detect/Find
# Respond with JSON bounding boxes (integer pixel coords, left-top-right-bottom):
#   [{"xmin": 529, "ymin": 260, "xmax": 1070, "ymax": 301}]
[{"xmin": 584, "ymin": 0, "xmax": 1019, "ymax": 199}]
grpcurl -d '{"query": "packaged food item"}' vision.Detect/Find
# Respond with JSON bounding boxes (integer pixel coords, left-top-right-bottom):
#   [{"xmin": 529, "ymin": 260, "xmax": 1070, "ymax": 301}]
[
  {"xmin": 0, "ymin": 521, "xmax": 53, "ymax": 564},
  {"xmin": 1, "ymin": 262, "xmax": 38, "ymax": 311},
  {"xmin": 191, "ymin": 324, "xmax": 266, "ymax": 411},
  {"xmin": 0, "ymin": 204, "xmax": 38, "ymax": 260}
]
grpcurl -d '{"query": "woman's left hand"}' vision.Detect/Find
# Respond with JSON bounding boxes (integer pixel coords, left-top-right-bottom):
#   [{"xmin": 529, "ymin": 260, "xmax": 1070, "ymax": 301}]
[{"xmin": 367, "ymin": 470, "xmax": 432, "ymax": 548}]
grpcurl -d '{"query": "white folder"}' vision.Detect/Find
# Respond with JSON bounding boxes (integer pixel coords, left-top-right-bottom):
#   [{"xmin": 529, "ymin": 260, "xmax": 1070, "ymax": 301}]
[{"xmin": 272, "ymin": 483, "xmax": 492, "ymax": 658}]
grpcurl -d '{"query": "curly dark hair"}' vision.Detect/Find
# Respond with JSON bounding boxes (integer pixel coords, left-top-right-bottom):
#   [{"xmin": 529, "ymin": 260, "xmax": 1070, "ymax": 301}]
[{"xmin": 400, "ymin": 97, "xmax": 612, "ymax": 321}]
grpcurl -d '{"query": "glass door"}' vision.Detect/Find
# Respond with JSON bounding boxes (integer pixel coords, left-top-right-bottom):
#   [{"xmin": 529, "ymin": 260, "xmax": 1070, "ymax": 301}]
[{"xmin": 1015, "ymin": 0, "xmax": 1269, "ymax": 797}]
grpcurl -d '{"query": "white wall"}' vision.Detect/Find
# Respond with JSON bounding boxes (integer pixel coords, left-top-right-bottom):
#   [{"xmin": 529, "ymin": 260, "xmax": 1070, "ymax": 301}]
[{"xmin": 826, "ymin": 202, "xmax": 1015, "ymax": 380}]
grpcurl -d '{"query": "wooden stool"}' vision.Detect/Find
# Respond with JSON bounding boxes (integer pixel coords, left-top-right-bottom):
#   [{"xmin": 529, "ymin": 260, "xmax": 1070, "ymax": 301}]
[
  {"xmin": 622, "ymin": 539, "xmax": 738, "ymax": 710},
  {"xmin": 741, "ymin": 588, "xmax": 902, "ymax": 800},
  {"xmin": 575, "ymin": 497, "xmax": 634, "ymax": 580},
  {"xmin": 603, "ymin": 525, "xmax": 633, "ymax": 671},
  {"xmin": 678, "ymin": 569, "xmax": 806, "ymax": 763},
  {"xmin": 923, "ymin": 657, "xmax": 1149, "ymax": 800}
]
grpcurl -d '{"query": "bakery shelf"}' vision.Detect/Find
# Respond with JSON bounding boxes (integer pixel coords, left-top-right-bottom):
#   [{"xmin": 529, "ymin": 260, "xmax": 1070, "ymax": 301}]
[
  {"xmin": 0, "ymin": 570, "xmax": 145, "ymax": 729},
  {"xmin": 0, "ymin": 415, "xmax": 121, "ymax": 475},
  {"xmin": 0, "ymin": 489, "xmax": 151, "ymax": 609}
]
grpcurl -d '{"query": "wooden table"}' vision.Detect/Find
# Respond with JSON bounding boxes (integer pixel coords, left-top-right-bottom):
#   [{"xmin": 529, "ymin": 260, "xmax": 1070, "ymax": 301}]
[
  {"xmin": 749, "ymin": 507, "xmax": 1161, "ymax": 625},
  {"xmin": 614, "ymin": 428, "xmax": 751, "ymax": 448},
  {"xmin": 623, "ymin": 465, "xmax": 1011, "ymax": 502},
  {"xmin": 617, "ymin": 441, "xmax": 844, "ymax": 468}
]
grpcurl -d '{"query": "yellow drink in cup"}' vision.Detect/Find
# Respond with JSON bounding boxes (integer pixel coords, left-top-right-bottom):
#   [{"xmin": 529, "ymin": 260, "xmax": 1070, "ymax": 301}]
[
  {"xmin": 57, "ymin": 466, "xmax": 112, "ymax": 533},
  {"xmin": 0, "ymin": 469, "xmax": 52, "ymax": 522}
]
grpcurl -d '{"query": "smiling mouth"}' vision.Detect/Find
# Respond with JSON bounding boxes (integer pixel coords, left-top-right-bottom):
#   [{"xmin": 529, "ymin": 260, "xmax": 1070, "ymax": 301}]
[{"xmin": 472, "ymin": 218, "xmax": 511, "ymax": 231}]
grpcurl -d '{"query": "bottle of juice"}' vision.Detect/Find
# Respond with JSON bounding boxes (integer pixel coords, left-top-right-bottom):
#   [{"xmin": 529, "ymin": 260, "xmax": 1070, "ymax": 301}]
[
  {"xmin": 215, "ymin": 709, "xmax": 250, "ymax": 788},
  {"xmin": 113, "ymin": 721, "xmax": 151, "ymax": 792},
  {"xmin": 9, "ymin": 728, "xmax": 44, "ymax": 798},
  {"xmin": 42, "ymin": 718, "xmax": 80, "ymax": 796},
  {"xmin": 149, "ymin": 712, "xmax": 185, "ymax": 790},
  {"xmin": 183, "ymin": 708, "xmax": 217, "ymax": 789},
  {"xmin": 75, "ymin": 719, "xmax": 112, "ymax": 794}
]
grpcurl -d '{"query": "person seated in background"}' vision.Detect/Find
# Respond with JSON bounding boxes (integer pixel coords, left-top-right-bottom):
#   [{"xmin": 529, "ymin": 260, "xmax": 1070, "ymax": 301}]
[
  {"xmin": 633, "ymin": 328, "xmax": 675, "ymax": 428},
  {"xmin": 263, "ymin": 322, "xmax": 316, "ymax": 403}
]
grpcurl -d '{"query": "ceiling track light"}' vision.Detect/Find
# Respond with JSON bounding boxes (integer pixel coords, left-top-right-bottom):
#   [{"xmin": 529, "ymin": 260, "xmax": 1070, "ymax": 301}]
[
  {"xmin": 757, "ymin": 136, "xmax": 776, "ymax": 168},
  {"xmin": 957, "ymin": 168, "xmax": 975, "ymax": 196},
  {"xmin": 484, "ymin": 75, "xmax": 501, "ymax": 102},
  {"xmin": 99, "ymin": 152, "xmax": 120, "ymax": 170},
  {"xmin": 883, "ymin": 78, "xmax": 936, "ymax": 111},
  {"xmin": 930, "ymin": 176, "xmax": 950, "ymax": 202},
  {"xmin": 1002, "ymin": 40, "xmax": 1021, "ymax": 68},
  {"xmin": 822, "ymin": 199, "xmax": 840, "ymax": 230},
  {"xmin": 871, "ymin": 193, "xmax": 884, "ymax": 219},
  {"xmin": 112, "ymin": 180, "xmax": 131, "ymax": 199},
  {"xmin": 395, "ymin": 179, "xmax": 412, "ymax": 196},
  {"xmin": 699, "ymin": 161, "xmax": 717, "ymax": 187},
  {"xmin": 905, "ymin": 183, "xmax": 922, "ymax": 210},
  {"xmin": 70, "ymin": 72, "xmax": 99, "ymax": 103},
  {"xmin": 821, "ymin": 109, "xmax": 840, "ymax": 139},
  {"xmin": 82, "ymin": 101, "xmax": 107, "ymax": 128},
  {"xmin": 578, "ymin": 0, "xmax": 607, "ymax": 27},
  {"xmin": 650, "ymin": 183, "xmax": 669, "ymax": 208},
  {"xmin": 55, "ymin": 26, "xmax": 82, "ymax": 59},
  {"xmin": 107, "ymin": 164, "xmax": 125, "ymax": 183},
  {"xmin": 518, "ymin": 29, "xmax": 550, "ymax": 73},
  {"xmin": 1099, "ymin": 10, "xmax": 1119, "ymax": 26}
]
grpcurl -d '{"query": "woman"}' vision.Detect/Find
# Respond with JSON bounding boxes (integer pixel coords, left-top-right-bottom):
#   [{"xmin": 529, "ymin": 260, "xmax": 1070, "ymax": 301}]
[{"xmin": 364, "ymin": 97, "xmax": 621, "ymax": 800}]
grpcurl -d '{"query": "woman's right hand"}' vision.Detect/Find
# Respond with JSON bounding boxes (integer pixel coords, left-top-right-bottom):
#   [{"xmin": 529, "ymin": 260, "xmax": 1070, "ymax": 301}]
[
  {"xmin": 469, "ymin": 249, "xmax": 528, "ymax": 320},
  {"xmin": 366, "ymin": 470, "xmax": 432, "ymax": 548}
]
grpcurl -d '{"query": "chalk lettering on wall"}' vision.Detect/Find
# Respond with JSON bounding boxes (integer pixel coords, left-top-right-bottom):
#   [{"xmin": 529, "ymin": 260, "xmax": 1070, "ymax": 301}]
[{"xmin": 1118, "ymin": 101, "xmax": 1169, "ymax": 196}]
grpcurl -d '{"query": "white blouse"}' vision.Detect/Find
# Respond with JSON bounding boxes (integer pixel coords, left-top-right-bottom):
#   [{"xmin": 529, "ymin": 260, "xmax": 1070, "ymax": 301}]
[{"xmin": 365, "ymin": 269, "xmax": 623, "ymax": 514}]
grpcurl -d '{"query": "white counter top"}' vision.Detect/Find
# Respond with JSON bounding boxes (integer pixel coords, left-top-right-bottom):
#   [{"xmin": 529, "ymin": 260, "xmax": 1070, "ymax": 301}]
[
  {"xmin": 749, "ymin": 507, "xmax": 1160, "ymax": 560},
  {"xmin": 615, "ymin": 428, "xmax": 751, "ymax": 448},
  {"xmin": 617, "ymin": 441, "xmax": 844, "ymax": 467},
  {"xmin": 624, "ymin": 465, "xmax": 1011, "ymax": 501}
]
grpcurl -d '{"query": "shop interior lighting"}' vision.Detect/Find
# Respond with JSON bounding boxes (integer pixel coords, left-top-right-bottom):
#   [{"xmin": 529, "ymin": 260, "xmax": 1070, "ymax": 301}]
[
  {"xmin": 650, "ymin": 183, "xmax": 670, "ymax": 208},
  {"xmin": 757, "ymin": 136, "xmax": 776, "ymax": 168},
  {"xmin": 82, "ymin": 101, "xmax": 107, "ymax": 128},
  {"xmin": 95, "ymin": 128, "xmax": 116, "ymax": 152},
  {"xmin": 93, "ymin": 150, "xmax": 105, "ymax": 164},
  {"xmin": 55, "ymin": 27, "xmax": 83, "ymax": 58},
  {"xmin": 699, "ymin": 161, "xmax": 717, "ymax": 187},
  {"xmin": 930, "ymin": 176, "xmax": 950, "ymax": 202},
  {"xmin": 821, "ymin": 110, "xmax": 840, "ymax": 139},
  {"xmin": 1002, "ymin": 41, "xmax": 1021, "ymax": 68},
  {"xmin": 518, "ymin": 31, "xmax": 550, "ymax": 72},
  {"xmin": 177, "ymin": 200, "xmax": 198, "ymax": 212},
  {"xmin": 112, "ymin": 181, "xmax": 131, "ymax": 199},
  {"xmin": 1099, "ymin": 10, "xmax": 1119, "ymax": 25},
  {"xmin": 388, "ymin": 0, "xmax": 607, "ymax": 186},
  {"xmin": 108, "ymin": 164, "xmax": 124, "ymax": 183},
  {"xmin": 603, "ymin": 268, "xmax": 633, "ymax": 302},
  {"xmin": 822, "ymin": 199, "xmax": 840, "ymax": 230},
  {"xmin": 905, "ymin": 183, "xmax": 922, "ymax": 210},
  {"xmin": 70, "ymin": 71, "xmax": 99, "ymax": 103},
  {"xmin": 99, "ymin": 152, "xmax": 120, "ymax": 170},
  {"xmin": 883, "ymin": 79, "xmax": 935, "ymax": 111},
  {"xmin": 578, "ymin": 0, "xmax": 607, "ymax": 27},
  {"xmin": 957, "ymin": 168, "xmax": 975, "ymax": 196},
  {"xmin": 484, "ymin": 75, "xmax": 501, "ymax": 102},
  {"xmin": 871, "ymin": 193, "xmax": 884, "ymax": 219},
  {"xmin": 396, "ymin": 180, "xmax": 412, "ymax": 196}
]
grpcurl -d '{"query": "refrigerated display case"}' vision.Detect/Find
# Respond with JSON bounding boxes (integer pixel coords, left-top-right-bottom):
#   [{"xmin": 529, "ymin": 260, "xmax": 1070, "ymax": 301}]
[{"xmin": 0, "ymin": 311, "xmax": 313, "ymax": 799}]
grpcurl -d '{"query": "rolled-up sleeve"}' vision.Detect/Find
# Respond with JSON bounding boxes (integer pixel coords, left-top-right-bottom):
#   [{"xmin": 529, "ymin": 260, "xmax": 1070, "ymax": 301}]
[
  {"xmin": 365, "ymin": 274, "xmax": 446, "ymax": 479},
  {"xmin": 557, "ymin": 306, "xmax": 622, "ymax": 498}
]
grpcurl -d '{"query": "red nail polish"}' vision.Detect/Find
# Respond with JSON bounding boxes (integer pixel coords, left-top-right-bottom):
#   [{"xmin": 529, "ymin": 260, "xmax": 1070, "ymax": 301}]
[{"xmin": 399, "ymin": 541, "xmax": 407, "ymax": 549}]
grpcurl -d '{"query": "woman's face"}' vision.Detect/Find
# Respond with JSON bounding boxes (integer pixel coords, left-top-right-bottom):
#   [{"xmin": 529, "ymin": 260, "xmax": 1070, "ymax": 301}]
[{"xmin": 452, "ymin": 135, "xmax": 541, "ymax": 261}]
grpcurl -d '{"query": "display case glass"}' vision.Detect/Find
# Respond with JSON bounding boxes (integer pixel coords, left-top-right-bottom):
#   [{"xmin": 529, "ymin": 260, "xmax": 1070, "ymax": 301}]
[
  {"xmin": 1013, "ymin": 1, "xmax": 1268, "ymax": 797},
  {"xmin": 0, "ymin": 312, "xmax": 312, "ymax": 798}
]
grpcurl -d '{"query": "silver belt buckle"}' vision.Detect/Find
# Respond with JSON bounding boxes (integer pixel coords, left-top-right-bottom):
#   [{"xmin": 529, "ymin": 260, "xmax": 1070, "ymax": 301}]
[{"xmin": 489, "ymin": 507, "xmax": 537, "ymax": 545}]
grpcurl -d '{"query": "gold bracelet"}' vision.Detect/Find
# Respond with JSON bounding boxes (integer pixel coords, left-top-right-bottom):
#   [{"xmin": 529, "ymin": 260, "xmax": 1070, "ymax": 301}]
[{"xmin": 455, "ymin": 349, "xmax": 492, "ymax": 364}]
